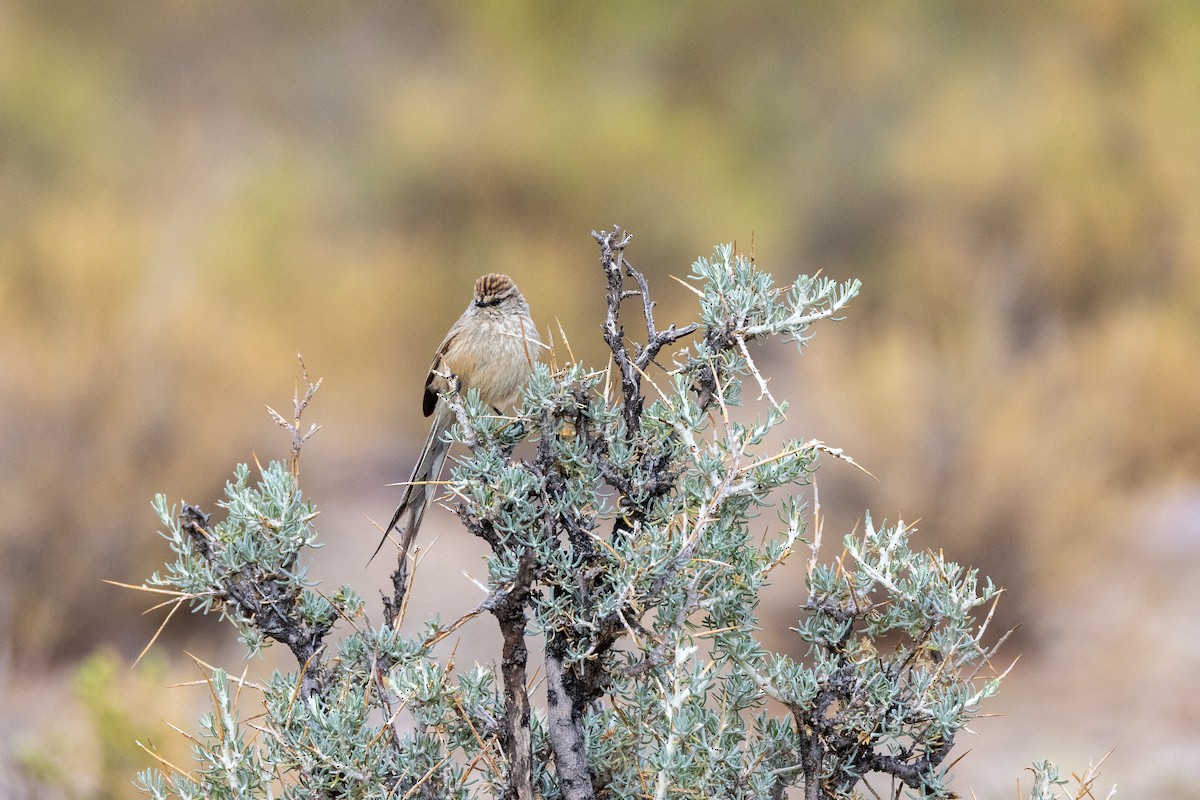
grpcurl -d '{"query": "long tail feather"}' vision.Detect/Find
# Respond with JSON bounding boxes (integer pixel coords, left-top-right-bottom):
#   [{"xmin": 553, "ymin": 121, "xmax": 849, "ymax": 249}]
[{"xmin": 368, "ymin": 404, "xmax": 454, "ymax": 566}]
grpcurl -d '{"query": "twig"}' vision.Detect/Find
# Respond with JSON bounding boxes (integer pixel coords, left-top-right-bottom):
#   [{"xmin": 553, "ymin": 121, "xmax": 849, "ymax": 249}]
[
  {"xmin": 593, "ymin": 226, "xmax": 698, "ymax": 436},
  {"xmin": 265, "ymin": 353, "xmax": 322, "ymax": 477},
  {"xmin": 736, "ymin": 334, "xmax": 782, "ymax": 411}
]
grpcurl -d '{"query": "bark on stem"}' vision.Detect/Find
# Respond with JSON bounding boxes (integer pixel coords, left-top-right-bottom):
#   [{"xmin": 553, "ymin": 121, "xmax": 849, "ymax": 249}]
[
  {"xmin": 492, "ymin": 552, "xmax": 536, "ymax": 800},
  {"xmin": 544, "ymin": 640, "xmax": 595, "ymax": 800}
]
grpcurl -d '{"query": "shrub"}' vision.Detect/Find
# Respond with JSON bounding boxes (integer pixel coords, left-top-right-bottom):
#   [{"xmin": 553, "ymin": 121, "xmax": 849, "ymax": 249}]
[{"xmin": 133, "ymin": 228, "xmax": 1080, "ymax": 800}]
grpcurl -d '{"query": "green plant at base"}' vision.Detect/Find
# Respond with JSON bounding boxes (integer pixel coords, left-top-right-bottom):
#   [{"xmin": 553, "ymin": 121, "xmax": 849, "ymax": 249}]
[{"xmin": 16, "ymin": 649, "xmax": 171, "ymax": 800}]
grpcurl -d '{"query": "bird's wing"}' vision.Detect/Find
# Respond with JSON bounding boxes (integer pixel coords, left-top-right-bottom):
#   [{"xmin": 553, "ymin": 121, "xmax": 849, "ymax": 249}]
[{"xmin": 422, "ymin": 310, "xmax": 469, "ymax": 417}]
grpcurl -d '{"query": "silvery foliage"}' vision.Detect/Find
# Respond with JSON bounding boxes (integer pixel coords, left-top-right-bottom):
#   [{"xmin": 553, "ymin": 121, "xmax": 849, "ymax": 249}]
[{"xmin": 136, "ymin": 235, "xmax": 1022, "ymax": 800}]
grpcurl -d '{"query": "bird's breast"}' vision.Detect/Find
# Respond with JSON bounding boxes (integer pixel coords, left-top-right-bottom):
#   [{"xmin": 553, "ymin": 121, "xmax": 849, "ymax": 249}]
[{"xmin": 440, "ymin": 313, "xmax": 537, "ymax": 409}]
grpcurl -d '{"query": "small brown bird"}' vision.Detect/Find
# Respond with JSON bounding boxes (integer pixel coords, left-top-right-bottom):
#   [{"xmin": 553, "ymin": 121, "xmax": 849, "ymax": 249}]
[{"xmin": 369, "ymin": 273, "xmax": 539, "ymax": 566}]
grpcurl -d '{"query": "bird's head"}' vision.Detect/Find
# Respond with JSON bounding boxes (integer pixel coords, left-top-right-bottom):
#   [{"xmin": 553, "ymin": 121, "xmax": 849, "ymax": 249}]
[{"xmin": 473, "ymin": 273, "xmax": 520, "ymax": 308}]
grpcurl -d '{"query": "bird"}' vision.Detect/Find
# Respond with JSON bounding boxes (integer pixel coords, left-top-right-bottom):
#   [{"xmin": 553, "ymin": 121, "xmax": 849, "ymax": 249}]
[{"xmin": 369, "ymin": 273, "xmax": 539, "ymax": 567}]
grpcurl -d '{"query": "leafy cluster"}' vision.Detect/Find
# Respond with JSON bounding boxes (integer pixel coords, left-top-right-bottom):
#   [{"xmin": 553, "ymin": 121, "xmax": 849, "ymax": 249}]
[
  {"xmin": 135, "ymin": 229, "xmax": 1018, "ymax": 800},
  {"xmin": 148, "ymin": 460, "xmax": 344, "ymax": 699}
]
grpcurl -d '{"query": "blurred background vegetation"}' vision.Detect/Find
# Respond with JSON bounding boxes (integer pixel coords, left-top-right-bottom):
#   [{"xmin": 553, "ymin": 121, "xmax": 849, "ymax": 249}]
[{"xmin": 2, "ymin": 1, "xmax": 1199, "ymax": 797}]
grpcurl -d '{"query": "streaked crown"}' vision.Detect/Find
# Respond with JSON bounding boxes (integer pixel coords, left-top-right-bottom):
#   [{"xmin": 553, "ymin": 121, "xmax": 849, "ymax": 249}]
[{"xmin": 473, "ymin": 273, "xmax": 519, "ymax": 307}]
